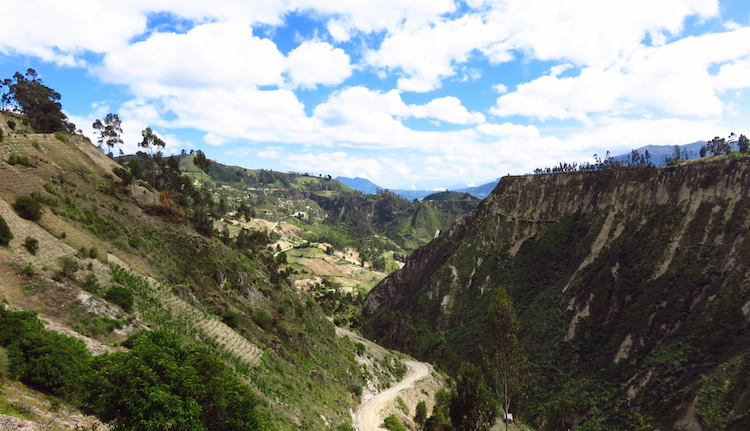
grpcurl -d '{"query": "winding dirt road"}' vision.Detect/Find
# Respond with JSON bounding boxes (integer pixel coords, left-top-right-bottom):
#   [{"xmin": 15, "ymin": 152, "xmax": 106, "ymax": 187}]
[{"xmin": 354, "ymin": 360, "xmax": 431, "ymax": 431}]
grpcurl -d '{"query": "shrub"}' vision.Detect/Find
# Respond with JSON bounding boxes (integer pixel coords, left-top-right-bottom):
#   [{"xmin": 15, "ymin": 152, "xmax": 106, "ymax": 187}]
[
  {"xmin": 19, "ymin": 265, "xmax": 35, "ymax": 278},
  {"xmin": 253, "ymin": 309, "xmax": 274, "ymax": 329},
  {"xmin": 81, "ymin": 273, "xmax": 101, "ymax": 293},
  {"xmin": 0, "ymin": 127, "xmax": 3, "ymax": 142},
  {"xmin": 83, "ymin": 331, "xmax": 271, "ymax": 430},
  {"xmin": 383, "ymin": 414, "xmax": 407, "ymax": 431},
  {"xmin": 7, "ymin": 120, "xmax": 16, "ymax": 131},
  {"xmin": 23, "ymin": 237, "xmax": 38, "ymax": 255},
  {"xmin": 58, "ymin": 256, "xmax": 80, "ymax": 280},
  {"xmin": 104, "ymin": 285, "xmax": 134, "ymax": 312},
  {"xmin": 0, "ymin": 215, "xmax": 11, "ymax": 246},
  {"xmin": 220, "ymin": 311, "xmax": 241, "ymax": 328},
  {"xmin": 13, "ymin": 195, "xmax": 42, "ymax": 221},
  {"xmin": 7, "ymin": 153, "xmax": 35, "ymax": 167},
  {"xmin": 8, "ymin": 330, "xmax": 91, "ymax": 398},
  {"xmin": 0, "ymin": 306, "xmax": 91, "ymax": 399}
]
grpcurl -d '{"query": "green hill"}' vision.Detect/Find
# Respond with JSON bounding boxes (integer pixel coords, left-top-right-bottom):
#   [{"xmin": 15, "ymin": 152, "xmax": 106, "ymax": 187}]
[{"xmin": 0, "ymin": 111, "xmax": 404, "ymax": 430}]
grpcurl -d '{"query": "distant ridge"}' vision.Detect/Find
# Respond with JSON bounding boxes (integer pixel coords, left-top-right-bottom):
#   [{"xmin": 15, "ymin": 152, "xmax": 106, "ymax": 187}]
[
  {"xmin": 611, "ymin": 140, "xmax": 707, "ymax": 166},
  {"xmin": 335, "ymin": 176, "xmax": 500, "ymax": 200},
  {"xmin": 336, "ymin": 140, "xmax": 721, "ymax": 200}
]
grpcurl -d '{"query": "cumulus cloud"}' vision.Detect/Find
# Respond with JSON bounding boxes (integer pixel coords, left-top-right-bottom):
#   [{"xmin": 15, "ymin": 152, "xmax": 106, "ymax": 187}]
[
  {"xmin": 410, "ymin": 97, "xmax": 486, "ymax": 124},
  {"xmin": 285, "ymin": 41, "xmax": 352, "ymax": 88},
  {"xmin": 366, "ymin": 12, "xmax": 510, "ymax": 92},
  {"xmin": 498, "ymin": 0, "xmax": 720, "ymax": 67},
  {"xmin": 492, "ymin": 27, "xmax": 750, "ymax": 121},
  {"xmin": 0, "ymin": 0, "xmax": 146, "ymax": 65},
  {"xmin": 98, "ymin": 22, "xmax": 285, "ymax": 90}
]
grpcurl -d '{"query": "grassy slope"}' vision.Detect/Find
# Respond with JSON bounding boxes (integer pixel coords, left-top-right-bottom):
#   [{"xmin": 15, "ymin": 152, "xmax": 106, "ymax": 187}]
[{"xmin": 0, "ymin": 115, "xmax": 368, "ymax": 429}]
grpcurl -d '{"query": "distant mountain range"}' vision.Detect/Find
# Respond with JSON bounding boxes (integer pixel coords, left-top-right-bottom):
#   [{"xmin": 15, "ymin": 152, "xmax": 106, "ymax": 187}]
[
  {"xmin": 337, "ymin": 140, "xmax": 719, "ymax": 199},
  {"xmin": 335, "ymin": 176, "xmax": 500, "ymax": 200},
  {"xmin": 611, "ymin": 140, "xmax": 707, "ymax": 166}
]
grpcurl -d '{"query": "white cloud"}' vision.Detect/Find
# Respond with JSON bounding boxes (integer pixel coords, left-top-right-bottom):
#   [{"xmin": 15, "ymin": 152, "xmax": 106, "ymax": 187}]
[
  {"xmin": 296, "ymin": 0, "xmax": 456, "ymax": 36},
  {"xmin": 476, "ymin": 123, "xmax": 541, "ymax": 139},
  {"xmin": 0, "ymin": 0, "xmax": 146, "ymax": 65},
  {"xmin": 204, "ymin": 133, "xmax": 229, "ymax": 146},
  {"xmin": 366, "ymin": 12, "xmax": 510, "ymax": 92},
  {"xmin": 492, "ymin": 28, "xmax": 750, "ymax": 121},
  {"xmin": 410, "ymin": 97, "xmax": 486, "ymax": 124},
  {"xmin": 98, "ymin": 22, "xmax": 285, "ymax": 89},
  {"xmin": 285, "ymin": 41, "xmax": 352, "ymax": 88},
  {"xmin": 498, "ymin": 0, "xmax": 720, "ymax": 67}
]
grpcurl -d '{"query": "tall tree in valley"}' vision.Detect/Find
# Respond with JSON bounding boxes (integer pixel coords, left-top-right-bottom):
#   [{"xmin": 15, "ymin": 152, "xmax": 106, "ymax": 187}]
[
  {"xmin": 449, "ymin": 362, "xmax": 497, "ymax": 431},
  {"xmin": 486, "ymin": 287, "xmax": 527, "ymax": 429}
]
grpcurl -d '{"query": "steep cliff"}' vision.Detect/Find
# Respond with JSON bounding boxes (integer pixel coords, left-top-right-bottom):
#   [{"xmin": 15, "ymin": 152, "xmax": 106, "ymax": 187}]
[{"xmin": 362, "ymin": 158, "xmax": 750, "ymax": 430}]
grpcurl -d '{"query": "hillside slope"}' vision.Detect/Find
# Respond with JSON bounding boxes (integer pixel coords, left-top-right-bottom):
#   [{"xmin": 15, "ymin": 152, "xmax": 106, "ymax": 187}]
[
  {"xmin": 363, "ymin": 158, "xmax": 750, "ymax": 430},
  {"xmin": 0, "ymin": 115, "xmax": 373, "ymax": 429}
]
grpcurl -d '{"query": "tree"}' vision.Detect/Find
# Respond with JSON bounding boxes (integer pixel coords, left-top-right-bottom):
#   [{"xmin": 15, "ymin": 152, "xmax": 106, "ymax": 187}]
[
  {"xmin": 449, "ymin": 362, "xmax": 497, "ymax": 431},
  {"xmin": 738, "ymin": 134, "xmax": 749, "ymax": 154},
  {"xmin": 193, "ymin": 150, "xmax": 211, "ymax": 181},
  {"xmin": 1, "ymin": 69, "xmax": 75, "ymax": 133},
  {"xmin": 486, "ymin": 287, "xmax": 527, "ymax": 430},
  {"xmin": 92, "ymin": 113, "xmax": 123, "ymax": 156},
  {"xmin": 138, "ymin": 127, "xmax": 166, "ymax": 193},
  {"xmin": 414, "ymin": 400, "xmax": 428, "ymax": 430},
  {"xmin": 139, "ymin": 127, "xmax": 166, "ymax": 158}
]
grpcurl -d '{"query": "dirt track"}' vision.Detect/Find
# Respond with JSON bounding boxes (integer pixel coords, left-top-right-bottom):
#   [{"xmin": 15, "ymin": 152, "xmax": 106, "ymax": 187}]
[{"xmin": 354, "ymin": 360, "xmax": 431, "ymax": 431}]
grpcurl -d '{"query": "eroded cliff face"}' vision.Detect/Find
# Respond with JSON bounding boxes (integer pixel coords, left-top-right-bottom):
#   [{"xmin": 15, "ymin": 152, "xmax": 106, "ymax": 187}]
[{"xmin": 363, "ymin": 158, "xmax": 750, "ymax": 430}]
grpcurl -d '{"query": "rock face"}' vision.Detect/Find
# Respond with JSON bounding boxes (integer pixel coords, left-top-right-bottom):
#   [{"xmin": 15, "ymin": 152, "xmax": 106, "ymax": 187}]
[{"xmin": 362, "ymin": 158, "xmax": 750, "ymax": 430}]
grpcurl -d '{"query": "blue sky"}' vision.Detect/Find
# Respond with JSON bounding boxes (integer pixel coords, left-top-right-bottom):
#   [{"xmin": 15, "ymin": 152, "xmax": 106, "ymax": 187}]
[{"xmin": 1, "ymin": 1, "xmax": 749, "ymax": 189}]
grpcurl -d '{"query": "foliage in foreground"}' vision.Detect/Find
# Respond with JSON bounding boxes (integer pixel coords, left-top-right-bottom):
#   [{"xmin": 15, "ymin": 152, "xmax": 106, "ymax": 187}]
[{"xmin": 0, "ymin": 305, "xmax": 271, "ymax": 430}]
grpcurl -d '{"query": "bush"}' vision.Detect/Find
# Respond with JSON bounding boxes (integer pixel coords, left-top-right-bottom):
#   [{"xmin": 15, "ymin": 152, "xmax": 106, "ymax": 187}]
[
  {"xmin": 104, "ymin": 285, "xmax": 134, "ymax": 312},
  {"xmin": 220, "ymin": 312, "xmax": 240, "ymax": 328},
  {"xmin": 253, "ymin": 309, "xmax": 274, "ymax": 329},
  {"xmin": 7, "ymin": 153, "xmax": 35, "ymax": 167},
  {"xmin": 8, "ymin": 330, "xmax": 91, "ymax": 398},
  {"xmin": 83, "ymin": 331, "xmax": 271, "ymax": 430},
  {"xmin": 0, "ymin": 215, "xmax": 12, "ymax": 246},
  {"xmin": 383, "ymin": 414, "xmax": 407, "ymax": 431},
  {"xmin": 7, "ymin": 120, "xmax": 16, "ymax": 131},
  {"xmin": 23, "ymin": 237, "xmax": 38, "ymax": 255},
  {"xmin": 58, "ymin": 256, "xmax": 80, "ymax": 280},
  {"xmin": 0, "ymin": 306, "xmax": 91, "ymax": 399},
  {"xmin": 13, "ymin": 195, "xmax": 42, "ymax": 221},
  {"xmin": 81, "ymin": 273, "xmax": 101, "ymax": 293},
  {"xmin": 19, "ymin": 264, "xmax": 35, "ymax": 278}
]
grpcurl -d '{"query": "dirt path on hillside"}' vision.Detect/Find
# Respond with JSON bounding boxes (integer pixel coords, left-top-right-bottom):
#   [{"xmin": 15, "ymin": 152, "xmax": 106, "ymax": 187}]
[{"xmin": 354, "ymin": 360, "xmax": 431, "ymax": 431}]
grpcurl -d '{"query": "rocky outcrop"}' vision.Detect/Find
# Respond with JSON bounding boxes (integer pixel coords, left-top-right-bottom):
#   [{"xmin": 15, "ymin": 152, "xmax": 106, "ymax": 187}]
[{"xmin": 363, "ymin": 158, "xmax": 750, "ymax": 430}]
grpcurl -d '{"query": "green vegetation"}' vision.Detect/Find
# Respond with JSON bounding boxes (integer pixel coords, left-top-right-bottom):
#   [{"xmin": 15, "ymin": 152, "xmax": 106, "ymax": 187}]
[
  {"xmin": 0, "ymin": 214, "xmax": 11, "ymax": 246},
  {"xmin": 1, "ymin": 69, "xmax": 76, "ymax": 133},
  {"xmin": 364, "ymin": 159, "xmax": 750, "ymax": 429},
  {"xmin": 383, "ymin": 414, "xmax": 408, "ymax": 431},
  {"xmin": 7, "ymin": 153, "xmax": 35, "ymax": 167},
  {"xmin": 85, "ymin": 331, "xmax": 271, "ymax": 431},
  {"xmin": 414, "ymin": 400, "xmax": 428, "ymax": 429},
  {"xmin": 13, "ymin": 195, "xmax": 42, "ymax": 221},
  {"xmin": 103, "ymin": 285, "xmax": 134, "ymax": 312},
  {"xmin": 0, "ymin": 305, "xmax": 273, "ymax": 430},
  {"xmin": 22, "ymin": 237, "xmax": 38, "ymax": 254}
]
